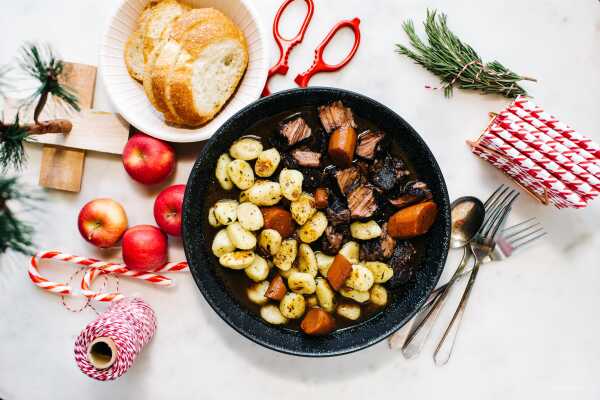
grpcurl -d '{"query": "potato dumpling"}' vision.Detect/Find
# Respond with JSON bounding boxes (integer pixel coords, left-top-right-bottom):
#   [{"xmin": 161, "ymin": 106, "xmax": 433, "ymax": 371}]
[
  {"xmin": 336, "ymin": 303, "xmax": 361, "ymax": 320},
  {"xmin": 247, "ymin": 281, "xmax": 270, "ymax": 305},
  {"xmin": 279, "ymin": 267, "xmax": 298, "ymax": 279},
  {"xmin": 279, "ymin": 169, "xmax": 303, "ymax": 201},
  {"xmin": 290, "ymin": 193, "xmax": 317, "ymax": 225},
  {"xmin": 306, "ymin": 295, "xmax": 318, "ymax": 308},
  {"xmin": 226, "ymin": 159, "xmax": 255, "ymax": 190},
  {"xmin": 279, "ymin": 292, "xmax": 306, "ymax": 319},
  {"xmin": 258, "ymin": 229, "xmax": 282, "ymax": 256},
  {"xmin": 215, "ymin": 153, "xmax": 234, "ymax": 190},
  {"xmin": 298, "ymin": 211, "xmax": 328, "ymax": 243},
  {"xmin": 245, "ymin": 255, "xmax": 270, "ymax": 282},
  {"xmin": 315, "ymin": 277, "xmax": 335, "ymax": 312},
  {"xmin": 219, "ymin": 251, "xmax": 255, "ymax": 269},
  {"xmin": 339, "ymin": 287, "xmax": 370, "ymax": 303},
  {"xmin": 213, "ymin": 200, "xmax": 238, "ymax": 226},
  {"xmin": 208, "ymin": 207, "xmax": 221, "ymax": 227},
  {"xmin": 273, "ymin": 238, "xmax": 297, "ymax": 271},
  {"xmin": 226, "ymin": 222, "xmax": 256, "ymax": 250},
  {"xmin": 247, "ymin": 180, "xmax": 282, "ymax": 206},
  {"xmin": 345, "ymin": 264, "xmax": 375, "ymax": 292},
  {"xmin": 315, "ymin": 252, "xmax": 334, "ymax": 277},
  {"xmin": 239, "ymin": 189, "xmax": 250, "ymax": 203},
  {"xmin": 255, "ymin": 148, "xmax": 281, "ymax": 177},
  {"xmin": 237, "ymin": 202, "xmax": 264, "ymax": 231},
  {"xmin": 339, "ymin": 241, "xmax": 359, "ymax": 264},
  {"xmin": 288, "ymin": 271, "xmax": 316, "ymax": 295},
  {"xmin": 212, "ymin": 229, "xmax": 235, "ymax": 257},
  {"xmin": 364, "ymin": 261, "xmax": 394, "ymax": 283},
  {"xmin": 229, "ymin": 137, "xmax": 263, "ymax": 160},
  {"xmin": 298, "ymin": 244, "xmax": 318, "ymax": 277},
  {"xmin": 370, "ymin": 284, "xmax": 388, "ymax": 306},
  {"xmin": 350, "ymin": 220, "xmax": 382, "ymax": 240},
  {"xmin": 260, "ymin": 304, "xmax": 288, "ymax": 325}
]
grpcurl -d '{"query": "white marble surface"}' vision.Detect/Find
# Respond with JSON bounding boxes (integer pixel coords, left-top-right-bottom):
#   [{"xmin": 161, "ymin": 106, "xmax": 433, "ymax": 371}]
[{"xmin": 1, "ymin": 0, "xmax": 600, "ymax": 398}]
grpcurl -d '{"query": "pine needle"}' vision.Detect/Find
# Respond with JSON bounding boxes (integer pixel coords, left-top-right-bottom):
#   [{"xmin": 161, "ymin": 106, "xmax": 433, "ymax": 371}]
[
  {"xmin": 0, "ymin": 177, "xmax": 40, "ymax": 256},
  {"xmin": 0, "ymin": 116, "xmax": 31, "ymax": 172},
  {"xmin": 396, "ymin": 10, "xmax": 535, "ymax": 98}
]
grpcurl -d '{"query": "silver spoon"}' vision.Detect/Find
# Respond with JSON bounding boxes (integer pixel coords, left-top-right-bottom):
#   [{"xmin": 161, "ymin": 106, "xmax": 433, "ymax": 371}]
[{"xmin": 400, "ymin": 196, "xmax": 485, "ymax": 358}]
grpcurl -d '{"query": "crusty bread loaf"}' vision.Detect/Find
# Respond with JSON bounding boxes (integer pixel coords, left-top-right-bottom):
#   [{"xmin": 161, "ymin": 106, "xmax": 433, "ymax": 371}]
[
  {"xmin": 124, "ymin": 3, "xmax": 157, "ymax": 82},
  {"xmin": 142, "ymin": 0, "xmax": 189, "ymax": 63},
  {"xmin": 166, "ymin": 11, "xmax": 248, "ymax": 126}
]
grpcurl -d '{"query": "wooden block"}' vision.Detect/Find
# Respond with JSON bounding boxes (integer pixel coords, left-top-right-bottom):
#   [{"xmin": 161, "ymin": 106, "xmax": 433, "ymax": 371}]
[
  {"xmin": 39, "ymin": 146, "xmax": 86, "ymax": 192},
  {"xmin": 60, "ymin": 62, "xmax": 97, "ymax": 108}
]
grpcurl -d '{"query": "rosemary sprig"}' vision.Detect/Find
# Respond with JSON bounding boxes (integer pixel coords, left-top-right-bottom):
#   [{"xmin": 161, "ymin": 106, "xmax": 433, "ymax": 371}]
[
  {"xmin": 19, "ymin": 43, "xmax": 80, "ymax": 123},
  {"xmin": 0, "ymin": 177, "xmax": 39, "ymax": 256},
  {"xmin": 396, "ymin": 10, "xmax": 536, "ymax": 98},
  {"xmin": 0, "ymin": 116, "xmax": 31, "ymax": 172}
]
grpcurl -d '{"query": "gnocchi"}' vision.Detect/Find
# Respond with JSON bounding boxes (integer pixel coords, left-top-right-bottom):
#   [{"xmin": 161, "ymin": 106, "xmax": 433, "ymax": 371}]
[
  {"xmin": 298, "ymin": 244, "xmax": 318, "ymax": 277},
  {"xmin": 350, "ymin": 220, "xmax": 382, "ymax": 240},
  {"xmin": 237, "ymin": 202, "xmax": 264, "ymax": 231},
  {"xmin": 245, "ymin": 255, "xmax": 270, "ymax": 282},
  {"xmin": 260, "ymin": 304, "xmax": 288, "ymax": 325},
  {"xmin": 215, "ymin": 153, "xmax": 234, "ymax": 190},
  {"xmin": 247, "ymin": 180, "xmax": 282, "ymax": 206},
  {"xmin": 315, "ymin": 277, "xmax": 335, "ymax": 312},
  {"xmin": 290, "ymin": 193, "xmax": 317, "ymax": 225},
  {"xmin": 339, "ymin": 241, "xmax": 360, "ymax": 264},
  {"xmin": 279, "ymin": 292, "xmax": 306, "ymax": 319},
  {"xmin": 213, "ymin": 200, "xmax": 238, "ymax": 226},
  {"xmin": 279, "ymin": 169, "xmax": 303, "ymax": 201},
  {"xmin": 370, "ymin": 284, "xmax": 388, "ymax": 306},
  {"xmin": 345, "ymin": 264, "xmax": 375, "ymax": 292},
  {"xmin": 219, "ymin": 251, "xmax": 255, "ymax": 269},
  {"xmin": 255, "ymin": 148, "xmax": 281, "ymax": 177},
  {"xmin": 339, "ymin": 287, "xmax": 370, "ymax": 303},
  {"xmin": 258, "ymin": 229, "xmax": 282, "ymax": 256},
  {"xmin": 212, "ymin": 229, "xmax": 235, "ymax": 257},
  {"xmin": 298, "ymin": 211, "xmax": 328, "ymax": 243},
  {"xmin": 229, "ymin": 137, "xmax": 263, "ymax": 160},
  {"xmin": 247, "ymin": 281, "xmax": 270, "ymax": 305},
  {"xmin": 364, "ymin": 261, "xmax": 394, "ymax": 283},
  {"xmin": 273, "ymin": 238, "xmax": 297, "ymax": 271},
  {"xmin": 288, "ymin": 271, "xmax": 317, "ymax": 295},
  {"xmin": 226, "ymin": 222, "xmax": 256, "ymax": 250},
  {"xmin": 315, "ymin": 252, "xmax": 334, "ymax": 277},
  {"xmin": 336, "ymin": 303, "xmax": 361, "ymax": 320},
  {"xmin": 226, "ymin": 159, "xmax": 255, "ymax": 190},
  {"xmin": 306, "ymin": 295, "xmax": 318, "ymax": 308}
]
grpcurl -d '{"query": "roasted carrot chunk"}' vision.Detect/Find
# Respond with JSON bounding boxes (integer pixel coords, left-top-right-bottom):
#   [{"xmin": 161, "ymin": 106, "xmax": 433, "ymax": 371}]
[
  {"xmin": 261, "ymin": 207, "xmax": 295, "ymax": 238},
  {"xmin": 327, "ymin": 254, "xmax": 353, "ymax": 290},
  {"xmin": 314, "ymin": 187, "xmax": 329, "ymax": 209},
  {"xmin": 387, "ymin": 201, "xmax": 438, "ymax": 239},
  {"xmin": 300, "ymin": 308, "xmax": 336, "ymax": 335},
  {"xmin": 328, "ymin": 126, "xmax": 357, "ymax": 168},
  {"xmin": 265, "ymin": 274, "xmax": 287, "ymax": 301}
]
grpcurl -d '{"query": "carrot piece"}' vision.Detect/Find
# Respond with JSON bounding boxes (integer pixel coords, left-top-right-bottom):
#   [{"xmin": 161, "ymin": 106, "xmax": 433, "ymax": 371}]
[
  {"xmin": 314, "ymin": 188, "xmax": 329, "ymax": 209},
  {"xmin": 261, "ymin": 207, "xmax": 295, "ymax": 238},
  {"xmin": 327, "ymin": 254, "xmax": 353, "ymax": 290},
  {"xmin": 300, "ymin": 308, "xmax": 336, "ymax": 335},
  {"xmin": 265, "ymin": 274, "xmax": 287, "ymax": 301},
  {"xmin": 328, "ymin": 126, "xmax": 357, "ymax": 168},
  {"xmin": 387, "ymin": 201, "xmax": 438, "ymax": 239}
]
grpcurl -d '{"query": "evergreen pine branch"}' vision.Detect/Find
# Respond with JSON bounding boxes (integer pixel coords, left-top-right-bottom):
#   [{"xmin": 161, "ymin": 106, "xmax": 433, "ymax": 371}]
[
  {"xmin": 0, "ymin": 116, "xmax": 32, "ymax": 172},
  {"xmin": 396, "ymin": 9, "xmax": 536, "ymax": 98},
  {"xmin": 0, "ymin": 177, "xmax": 40, "ymax": 256}
]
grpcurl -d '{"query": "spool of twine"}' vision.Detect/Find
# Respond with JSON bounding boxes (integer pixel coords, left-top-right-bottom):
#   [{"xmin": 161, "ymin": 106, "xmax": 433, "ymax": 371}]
[{"xmin": 74, "ymin": 297, "xmax": 156, "ymax": 381}]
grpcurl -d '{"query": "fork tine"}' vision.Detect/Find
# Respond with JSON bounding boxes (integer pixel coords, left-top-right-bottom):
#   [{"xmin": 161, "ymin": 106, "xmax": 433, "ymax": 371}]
[
  {"xmin": 484, "ymin": 184, "xmax": 506, "ymax": 209},
  {"xmin": 488, "ymin": 205, "xmax": 513, "ymax": 240},
  {"xmin": 485, "ymin": 186, "xmax": 510, "ymax": 214},
  {"xmin": 504, "ymin": 224, "xmax": 543, "ymax": 242},
  {"xmin": 502, "ymin": 217, "xmax": 537, "ymax": 233},
  {"xmin": 512, "ymin": 232, "xmax": 547, "ymax": 249},
  {"xmin": 508, "ymin": 227, "xmax": 545, "ymax": 246},
  {"xmin": 481, "ymin": 190, "xmax": 518, "ymax": 236}
]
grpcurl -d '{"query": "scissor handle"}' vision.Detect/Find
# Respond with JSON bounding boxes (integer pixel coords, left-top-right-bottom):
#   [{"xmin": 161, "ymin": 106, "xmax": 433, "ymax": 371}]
[
  {"xmin": 262, "ymin": 0, "xmax": 315, "ymax": 97},
  {"xmin": 294, "ymin": 17, "xmax": 361, "ymax": 88}
]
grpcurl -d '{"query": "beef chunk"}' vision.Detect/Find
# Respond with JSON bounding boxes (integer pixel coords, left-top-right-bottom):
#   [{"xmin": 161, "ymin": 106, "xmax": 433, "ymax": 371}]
[
  {"xmin": 321, "ymin": 226, "xmax": 344, "ymax": 255},
  {"xmin": 356, "ymin": 130, "xmax": 385, "ymax": 160},
  {"xmin": 347, "ymin": 185, "xmax": 378, "ymax": 219},
  {"xmin": 359, "ymin": 223, "xmax": 396, "ymax": 261},
  {"xmin": 388, "ymin": 241, "xmax": 417, "ymax": 286},
  {"xmin": 279, "ymin": 114, "xmax": 312, "ymax": 147},
  {"xmin": 335, "ymin": 166, "xmax": 364, "ymax": 195},
  {"xmin": 389, "ymin": 181, "xmax": 433, "ymax": 208},
  {"xmin": 369, "ymin": 155, "xmax": 410, "ymax": 192},
  {"xmin": 291, "ymin": 148, "xmax": 321, "ymax": 168},
  {"xmin": 326, "ymin": 193, "xmax": 350, "ymax": 226},
  {"xmin": 318, "ymin": 101, "xmax": 357, "ymax": 134}
]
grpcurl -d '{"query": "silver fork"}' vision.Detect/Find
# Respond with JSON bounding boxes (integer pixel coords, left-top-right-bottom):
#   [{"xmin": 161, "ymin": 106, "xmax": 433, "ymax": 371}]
[
  {"xmin": 433, "ymin": 189, "xmax": 519, "ymax": 365},
  {"xmin": 493, "ymin": 218, "xmax": 546, "ymax": 260}
]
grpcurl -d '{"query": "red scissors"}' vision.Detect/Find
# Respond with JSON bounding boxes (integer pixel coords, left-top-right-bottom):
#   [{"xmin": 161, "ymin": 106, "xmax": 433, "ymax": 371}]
[{"xmin": 261, "ymin": 0, "xmax": 361, "ymax": 97}]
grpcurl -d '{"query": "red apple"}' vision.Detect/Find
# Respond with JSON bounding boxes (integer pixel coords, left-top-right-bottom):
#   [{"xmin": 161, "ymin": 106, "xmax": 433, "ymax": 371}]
[
  {"xmin": 153, "ymin": 184, "xmax": 185, "ymax": 236},
  {"xmin": 78, "ymin": 198, "xmax": 128, "ymax": 248},
  {"xmin": 122, "ymin": 225, "xmax": 168, "ymax": 271},
  {"xmin": 122, "ymin": 133, "xmax": 175, "ymax": 185}
]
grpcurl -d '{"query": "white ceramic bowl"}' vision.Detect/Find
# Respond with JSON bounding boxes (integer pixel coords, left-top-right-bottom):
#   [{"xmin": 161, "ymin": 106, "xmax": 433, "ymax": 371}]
[{"xmin": 100, "ymin": 0, "xmax": 269, "ymax": 142}]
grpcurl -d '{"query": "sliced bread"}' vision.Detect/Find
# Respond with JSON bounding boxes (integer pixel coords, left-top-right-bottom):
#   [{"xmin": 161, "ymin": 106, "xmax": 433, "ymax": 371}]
[
  {"xmin": 142, "ymin": 0, "xmax": 189, "ymax": 63},
  {"xmin": 124, "ymin": 3, "xmax": 158, "ymax": 82}
]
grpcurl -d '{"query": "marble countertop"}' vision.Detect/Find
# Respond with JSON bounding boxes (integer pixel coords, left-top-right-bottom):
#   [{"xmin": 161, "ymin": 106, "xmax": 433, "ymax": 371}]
[{"xmin": 1, "ymin": 0, "xmax": 600, "ymax": 398}]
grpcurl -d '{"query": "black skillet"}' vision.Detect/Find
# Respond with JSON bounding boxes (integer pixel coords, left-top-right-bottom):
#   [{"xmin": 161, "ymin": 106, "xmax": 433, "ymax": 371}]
[{"xmin": 182, "ymin": 87, "xmax": 451, "ymax": 357}]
